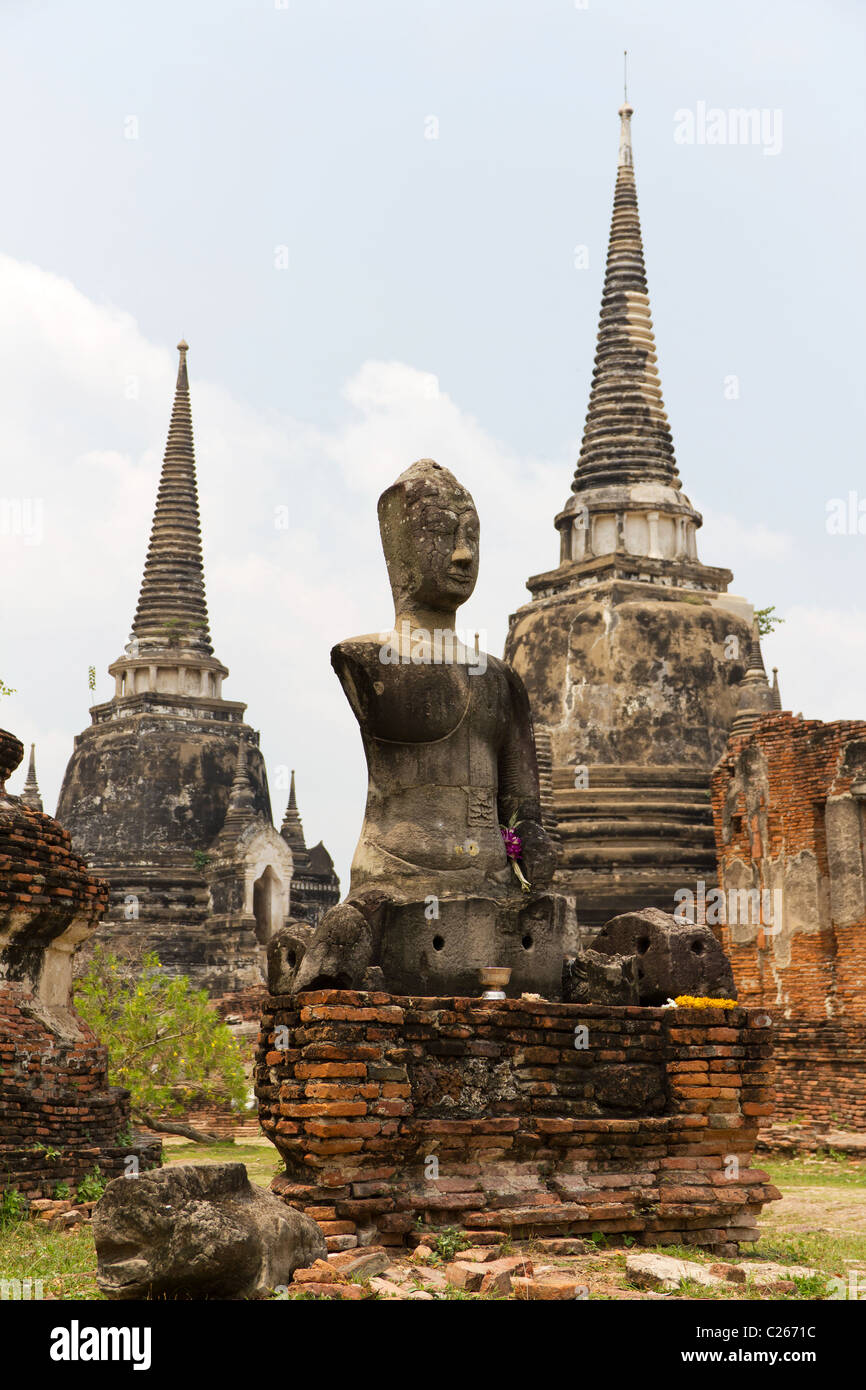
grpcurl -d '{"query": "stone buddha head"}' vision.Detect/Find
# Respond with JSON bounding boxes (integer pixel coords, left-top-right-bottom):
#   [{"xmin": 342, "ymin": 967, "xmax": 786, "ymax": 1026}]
[{"xmin": 377, "ymin": 459, "xmax": 479, "ymax": 619}]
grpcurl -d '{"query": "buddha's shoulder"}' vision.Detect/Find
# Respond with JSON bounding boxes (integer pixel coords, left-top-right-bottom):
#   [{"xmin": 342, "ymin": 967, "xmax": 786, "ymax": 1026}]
[
  {"xmin": 331, "ymin": 633, "xmax": 391, "ymax": 663},
  {"xmin": 329, "ymin": 634, "xmax": 395, "ymax": 684},
  {"xmin": 329, "ymin": 638, "xmax": 521, "ymax": 699}
]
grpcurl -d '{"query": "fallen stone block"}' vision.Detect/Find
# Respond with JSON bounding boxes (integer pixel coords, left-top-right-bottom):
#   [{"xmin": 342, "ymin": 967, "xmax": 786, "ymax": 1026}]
[
  {"xmin": 626, "ymin": 1252, "xmax": 725, "ymax": 1292},
  {"xmin": 327, "ymin": 1246, "xmax": 391, "ymax": 1279},
  {"xmin": 445, "ymin": 1260, "xmax": 493, "ymax": 1292},
  {"xmin": 590, "ymin": 908, "xmax": 735, "ymax": 1006},
  {"xmin": 478, "ymin": 1254, "xmax": 533, "ymax": 1297},
  {"xmin": 369, "ymin": 1277, "xmax": 407, "ymax": 1299},
  {"xmin": 534, "ymin": 1238, "xmax": 590, "ymax": 1256},
  {"xmin": 562, "ymin": 947, "xmax": 639, "ymax": 1006},
  {"xmin": 291, "ymin": 1281, "xmax": 366, "ymax": 1300},
  {"xmin": 461, "ymin": 1246, "xmax": 502, "ymax": 1263},
  {"xmin": 740, "ymin": 1261, "xmax": 820, "ymax": 1287},
  {"xmin": 94, "ymin": 1163, "xmax": 327, "ymax": 1301},
  {"xmin": 512, "ymin": 1274, "xmax": 582, "ymax": 1300},
  {"xmin": 325, "ymin": 1234, "xmax": 358, "ymax": 1252},
  {"xmin": 293, "ymin": 1259, "xmax": 342, "ymax": 1285}
]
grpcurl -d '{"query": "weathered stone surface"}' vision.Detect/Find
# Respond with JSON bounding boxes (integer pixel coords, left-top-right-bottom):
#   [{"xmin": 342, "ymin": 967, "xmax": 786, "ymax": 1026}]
[
  {"xmin": 738, "ymin": 1261, "xmax": 820, "ymax": 1288},
  {"xmin": 291, "ymin": 1281, "xmax": 366, "ymax": 1300},
  {"xmin": 512, "ymin": 1273, "xmax": 583, "ymax": 1300},
  {"xmin": 445, "ymin": 1260, "xmax": 492, "ymax": 1292},
  {"xmin": 368, "ymin": 1277, "xmax": 407, "ymax": 1299},
  {"xmin": 562, "ymin": 946, "xmax": 639, "ymax": 1005},
  {"xmin": 292, "ymin": 1259, "xmax": 338, "ymax": 1284},
  {"xmin": 534, "ymin": 1237, "xmax": 591, "ymax": 1255},
  {"xmin": 327, "ymin": 1246, "xmax": 391, "ymax": 1279},
  {"xmin": 591, "ymin": 908, "xmax": 735, "ymax": 1006},
  {"xmin": 625, "ymin": 1252, "xmax": 724, "ymax": 1291},
  {"xmin": 94, "ymin": 1163, "xmax": 326, "ymax": 1300},
  {"xmin": 285, "ymin": 459, "xmax": 576, "ymax": 998}
]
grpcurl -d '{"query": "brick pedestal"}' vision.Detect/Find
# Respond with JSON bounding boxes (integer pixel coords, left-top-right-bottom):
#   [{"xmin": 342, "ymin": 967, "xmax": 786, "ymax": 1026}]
[{"xmin": 255, "ymin": 990, "xmax": 778, "ymax": 1256}]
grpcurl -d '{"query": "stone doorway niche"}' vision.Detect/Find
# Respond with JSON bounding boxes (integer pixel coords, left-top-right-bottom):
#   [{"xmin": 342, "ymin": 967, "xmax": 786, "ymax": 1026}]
[{"xmin": 253, "ymin": 865, "xmax": 283, "ymax": 945}]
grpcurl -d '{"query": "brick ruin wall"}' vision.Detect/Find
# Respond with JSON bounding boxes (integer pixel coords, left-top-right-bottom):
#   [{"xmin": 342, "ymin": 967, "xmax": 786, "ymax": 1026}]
[
  {"xmin": 712, "ymin": 714, "xmax": 866, "ymax": 1132},
  {"xmin": 0, "ymin": 989, "xmax": 160, "ymax": 1201},
  {"xmin": 769, "ymin": 1019, "xmax": 866, "ymax": 1129},
  {"xmin": 256, "ymin": 990, "xmax": 778, "ymax": 1258},
  {"xmin": 0, "ymin": 727, "xmax": 161, "ymax": 1203}
]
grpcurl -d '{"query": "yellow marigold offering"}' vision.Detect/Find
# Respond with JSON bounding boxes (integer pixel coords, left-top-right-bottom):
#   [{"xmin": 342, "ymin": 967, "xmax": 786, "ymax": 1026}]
[{"xmin": 673, "ymin": 995, "xmax": 737, "ymax": 1010}]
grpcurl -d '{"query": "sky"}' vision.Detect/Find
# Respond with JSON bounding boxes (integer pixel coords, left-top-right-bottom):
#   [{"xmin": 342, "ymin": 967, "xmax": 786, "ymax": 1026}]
[{"xmin": 0, "ymin": 0, "xmax": 864, "ymax": 886}]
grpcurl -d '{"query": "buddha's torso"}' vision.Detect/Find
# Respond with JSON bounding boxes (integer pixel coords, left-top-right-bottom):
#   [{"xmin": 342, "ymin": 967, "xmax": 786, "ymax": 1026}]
[{"xmin": 333, "ymin": 638, "xmax": 513, "ymax": 886}]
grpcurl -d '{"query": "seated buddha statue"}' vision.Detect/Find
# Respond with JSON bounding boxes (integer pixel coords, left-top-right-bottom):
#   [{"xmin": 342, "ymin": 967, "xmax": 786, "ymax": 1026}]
[{"xmin": 272, "ymin": 458, "xmax": 573, "ymax": 997}]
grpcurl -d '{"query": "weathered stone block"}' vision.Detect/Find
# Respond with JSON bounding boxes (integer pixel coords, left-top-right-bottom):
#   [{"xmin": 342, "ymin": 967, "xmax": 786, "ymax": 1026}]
[{"xmin": 94, "ymin": 1163, "xmax": 326, "ymax": 1300}]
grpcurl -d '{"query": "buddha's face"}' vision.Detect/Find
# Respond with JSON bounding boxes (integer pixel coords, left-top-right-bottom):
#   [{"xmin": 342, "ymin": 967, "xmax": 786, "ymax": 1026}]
[{"xmin": 379, "ymin": 461, "xmax": 480, "ymax": 615}]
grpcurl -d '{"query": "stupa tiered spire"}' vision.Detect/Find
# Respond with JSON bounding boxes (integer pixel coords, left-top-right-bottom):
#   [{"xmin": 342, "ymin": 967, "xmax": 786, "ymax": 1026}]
[
  {"xmin": 131, "ymin": 341, "xmax": 213, "ymax": 655},
  {"xmin": 731, "ymin": 628, "xmax": 775, "ymax": 735},
  {"xmin": 280, "ymin": 771, "xmax": 311, "ymax": 869},
  {"xmin": 572, "ymin": 95, "xmax": 680, "ymax": 494},
  {"xmin": 20, "ymin": 743, "xmax": 43, "ymax": 812},
  {"xmin": 218, "ymin": 737, "xmax": 258, "ymax": 842}
]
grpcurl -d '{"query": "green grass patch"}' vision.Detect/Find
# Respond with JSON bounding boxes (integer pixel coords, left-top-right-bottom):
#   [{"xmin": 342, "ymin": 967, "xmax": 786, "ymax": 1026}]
[
  {"xmin": 0, "ymin": 1221, "xmax": 101, "ymax": 1300},
  {"xmin": 747, "ymin": 1226, "xmax": 866, "ymax": 1278},
  {"xmin": 162, "ymin": 1141, "xmax": 278, "ymax": 1189},
  {"xmin": 763, "ymin": 1155, "xmax": 866, "ymax": 1188}
]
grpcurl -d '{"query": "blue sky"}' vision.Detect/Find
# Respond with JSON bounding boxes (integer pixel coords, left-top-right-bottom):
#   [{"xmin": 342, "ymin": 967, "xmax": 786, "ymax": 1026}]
[{"xmin": 1, "ymin": 0, "xmax": 864, "ymax": 883}]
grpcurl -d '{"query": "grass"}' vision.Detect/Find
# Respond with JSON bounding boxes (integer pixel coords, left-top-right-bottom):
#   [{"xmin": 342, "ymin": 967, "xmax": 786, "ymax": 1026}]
[
  {"xmin": 161, "ymin": 1139, "xmax": 278, "ymax": 1189},
  {"xmin": 748, "ymin": 1227, "xmax": 866, "ymax": 1277},
  {"xmin": 0, "ymin": 1219, "xmax": 101, "ymax": 1300},
  {"xmin": 763, "ymin": 1154, "xmax": 866, "ymax": 1188}
]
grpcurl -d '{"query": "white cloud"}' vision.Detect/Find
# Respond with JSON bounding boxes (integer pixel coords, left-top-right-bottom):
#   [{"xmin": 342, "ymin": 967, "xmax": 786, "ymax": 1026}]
[
  {"xmin": 696, "ymin": 505, "xmax": 794, "ymax": 570},
  {"xmin": 764, "ymin": 605, "xmax": 866, "ymax": 724}
]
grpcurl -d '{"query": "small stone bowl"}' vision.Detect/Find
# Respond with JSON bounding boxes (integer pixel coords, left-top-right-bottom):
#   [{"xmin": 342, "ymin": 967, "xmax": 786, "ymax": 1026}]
[{"xmin": 479, "ymin": 966, "xmax": 512, "ymax": 1001}]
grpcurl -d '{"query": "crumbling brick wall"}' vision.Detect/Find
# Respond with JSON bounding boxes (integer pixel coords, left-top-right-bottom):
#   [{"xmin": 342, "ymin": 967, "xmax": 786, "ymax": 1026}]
[
  {"xmin": 0, "ymin": 726, "xmax": 159, "ymax": 1201},
  {"xmin": 0, "ymin": 990, "xmax": 159, "ymax": 1199},
  {"xmin": 712, "ymin": 714, "xmax": 866, "ymax": 1128},
  {"xmin": 256, "ymin": 989, "xmax": 777, "ymax": 1258}
]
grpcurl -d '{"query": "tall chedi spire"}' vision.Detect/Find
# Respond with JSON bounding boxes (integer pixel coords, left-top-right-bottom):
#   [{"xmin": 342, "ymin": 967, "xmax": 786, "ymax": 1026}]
[
  {"xmin": 108, "ymin": 342, "xmax": 228, "ymax": 703},
  {"xmin": 132, "ymin": 341, "xmax": 212, "ymax": 655},
  {"xmin": 504, "ymin": 86, "xmax": 758, "ymax": 930},
  {"xmin": 552, "ymin": 93, "xmax": 715, "ymax": 579},
  {"xmin": 572, "ymin": 97, "xmax": 680, "ymax": 493}
]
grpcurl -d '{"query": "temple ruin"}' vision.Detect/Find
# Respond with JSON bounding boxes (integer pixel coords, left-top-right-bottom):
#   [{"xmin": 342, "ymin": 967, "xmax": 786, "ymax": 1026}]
[
  {"xmin": 504, "ymin": 101, "xmax": 756, "ymax": 929},
  {"xmin": 56, "ymin": 342, "xmax": 337, "ymax": 997}
]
